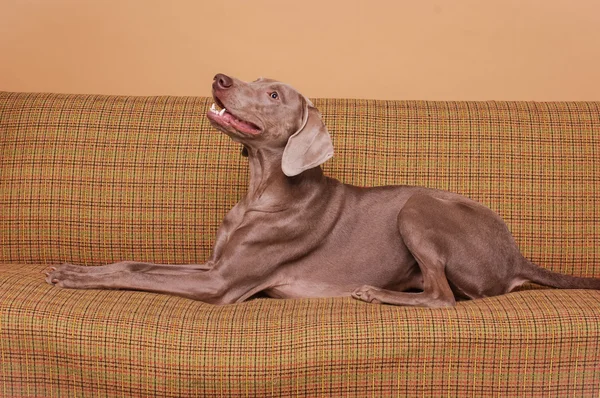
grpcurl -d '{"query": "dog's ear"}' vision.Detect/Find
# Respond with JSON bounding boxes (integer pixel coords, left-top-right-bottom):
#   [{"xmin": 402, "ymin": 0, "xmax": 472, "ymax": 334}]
[{"xmin": 282, "ymin": 100, "xmax": 334, "ymax": 177}]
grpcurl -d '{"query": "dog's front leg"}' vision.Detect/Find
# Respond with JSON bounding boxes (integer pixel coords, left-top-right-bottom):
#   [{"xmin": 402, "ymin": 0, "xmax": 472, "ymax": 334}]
[
  {"xmin": 44, "ymin": 261, "xmax": 234, "ymax": 303},
  {"xmin": 44, "ymin": 261, "xmax": 212, "ymax": 276},
  {"xmin": 45, "ymin": 210, "xmax": 290, "ymax": 303}
]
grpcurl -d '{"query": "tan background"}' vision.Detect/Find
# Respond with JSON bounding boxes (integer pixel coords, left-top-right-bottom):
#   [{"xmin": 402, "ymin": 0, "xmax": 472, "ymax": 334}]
[{"xmin": 1, "ymin": 0, "xmax": 599, "ymax": 100}]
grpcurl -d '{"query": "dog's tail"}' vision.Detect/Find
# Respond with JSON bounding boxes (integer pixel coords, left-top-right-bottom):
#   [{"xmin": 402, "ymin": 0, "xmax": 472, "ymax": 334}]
[{"xmin": 519, "ymin": 259, "xmax": 600, "ymax": 290}]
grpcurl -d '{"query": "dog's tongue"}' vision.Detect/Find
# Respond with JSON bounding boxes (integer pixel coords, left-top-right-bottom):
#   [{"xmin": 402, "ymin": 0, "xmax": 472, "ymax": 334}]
[
  {"xmin": 208, "ymin": 103, "xmax": 260, "ymax": 134},
  {"xmin": 222, "ymin": 111, "xmax": 261, "ymax": 135},
  {"xmin": 224, "ymin": 112, "xmax": 257, "ymax": 131}
]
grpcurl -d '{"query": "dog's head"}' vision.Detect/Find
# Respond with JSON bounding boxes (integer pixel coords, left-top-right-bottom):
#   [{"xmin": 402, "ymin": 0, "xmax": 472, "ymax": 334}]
[{"xmin": 207, "ymin": 74, "xmax": 333, "ymax": 177}]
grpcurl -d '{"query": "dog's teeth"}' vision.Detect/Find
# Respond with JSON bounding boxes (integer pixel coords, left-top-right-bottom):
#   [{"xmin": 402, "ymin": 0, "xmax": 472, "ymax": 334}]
[
  {"xmin": 219, "ymin": 108, "xmax": 226, "ymax": 116},
  {"xmin": 210, "ymin": 103, "xmax": 216, "ymax": 111}
]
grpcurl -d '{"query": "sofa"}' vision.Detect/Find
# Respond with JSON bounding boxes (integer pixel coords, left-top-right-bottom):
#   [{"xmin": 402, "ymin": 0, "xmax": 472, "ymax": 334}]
[{"xmin": 1, "ymin": 91, "xmax": 599, "ymax": 397}]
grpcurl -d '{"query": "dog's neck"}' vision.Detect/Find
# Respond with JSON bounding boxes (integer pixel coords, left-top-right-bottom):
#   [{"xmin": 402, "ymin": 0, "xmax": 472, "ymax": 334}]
[{"xmin": 245, "ymin": 147, "xmax": 326, "ymax": 209}]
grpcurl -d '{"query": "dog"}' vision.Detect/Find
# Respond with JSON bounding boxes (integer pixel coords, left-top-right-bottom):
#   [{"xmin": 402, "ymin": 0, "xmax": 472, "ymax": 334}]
[{"xmin": 44, "ymin": 74, "xmax": 600, "ymax": 307}]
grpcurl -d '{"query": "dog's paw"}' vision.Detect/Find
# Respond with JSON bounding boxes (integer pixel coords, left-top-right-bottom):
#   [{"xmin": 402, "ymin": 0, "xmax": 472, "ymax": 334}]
[
  {"xmin": 351, "ymin": 285, "xmax": 382, "ymax": 304},
  {"xmin": 44, "ymin": 263, "xmax": 83, "ymax": 288}
]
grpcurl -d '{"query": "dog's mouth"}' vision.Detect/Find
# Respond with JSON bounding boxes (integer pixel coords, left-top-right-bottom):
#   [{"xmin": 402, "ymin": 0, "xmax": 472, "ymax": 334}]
[{"xmin": 206, "ymin": 100, "xmax": 262, "ymax": 136}]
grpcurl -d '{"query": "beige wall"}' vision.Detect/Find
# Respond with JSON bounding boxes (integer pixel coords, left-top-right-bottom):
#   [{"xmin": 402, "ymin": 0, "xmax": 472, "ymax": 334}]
[{"xmin": 1, "ymin": 0, "xmax": 599, "ymax": 100}]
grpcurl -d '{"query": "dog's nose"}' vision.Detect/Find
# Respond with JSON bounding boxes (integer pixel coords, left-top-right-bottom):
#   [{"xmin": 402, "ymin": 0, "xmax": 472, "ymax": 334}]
[{"xmin": 214, "ymin": 74, "xmax": 233, "ymax": 89}]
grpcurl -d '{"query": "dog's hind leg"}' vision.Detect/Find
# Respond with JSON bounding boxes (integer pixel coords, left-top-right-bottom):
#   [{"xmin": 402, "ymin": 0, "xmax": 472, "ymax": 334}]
[{"xmin": 352, "ymin": 195, "xmax": 457, "ymax": 308}]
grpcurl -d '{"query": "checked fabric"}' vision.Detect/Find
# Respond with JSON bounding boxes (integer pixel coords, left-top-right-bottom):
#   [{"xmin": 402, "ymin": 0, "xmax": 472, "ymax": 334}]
[{"xmin": 0, "ymin": 92, "xmax": 599, "ymax": 396}]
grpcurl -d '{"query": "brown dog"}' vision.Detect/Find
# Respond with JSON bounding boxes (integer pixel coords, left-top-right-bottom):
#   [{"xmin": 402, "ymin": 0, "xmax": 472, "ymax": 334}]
[{"xmin": 45, "ymin": 74, "xmax": 600, "ymax": 307}]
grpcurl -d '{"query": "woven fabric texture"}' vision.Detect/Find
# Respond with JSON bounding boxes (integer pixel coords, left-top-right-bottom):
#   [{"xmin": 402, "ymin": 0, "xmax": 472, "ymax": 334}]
[
  {"xmin": 2, "ymin": 264, "xmax": 599, "ymax": 397},
  {"xmin": 1, "ymin": 92, "xmax": 599, "ymax": 396},
  {"xmin": 0, "ymin": 93, "xmax": 239, "ymax": 266},
  {"xmin": 0, "ymin": 93, "xmax": 598, "ymax": 276}
]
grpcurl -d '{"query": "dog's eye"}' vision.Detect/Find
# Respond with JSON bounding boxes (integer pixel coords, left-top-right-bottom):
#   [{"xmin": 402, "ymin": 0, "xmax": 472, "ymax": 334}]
[{"xmin": 269, "ymin": 92, "xmax": 279, "ymax": 100}]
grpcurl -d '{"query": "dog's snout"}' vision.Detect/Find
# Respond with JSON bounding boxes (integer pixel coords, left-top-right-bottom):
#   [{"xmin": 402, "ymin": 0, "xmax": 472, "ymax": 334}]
[{"xmin": 214, "ymin": 74, "xmax": 233, "ymax": 90}]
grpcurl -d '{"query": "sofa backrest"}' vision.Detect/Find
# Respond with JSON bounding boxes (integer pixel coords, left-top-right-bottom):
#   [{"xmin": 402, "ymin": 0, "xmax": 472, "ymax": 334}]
[{"xmin": 1, "ymin": 92, "xmax": 598, "ymax": 276}]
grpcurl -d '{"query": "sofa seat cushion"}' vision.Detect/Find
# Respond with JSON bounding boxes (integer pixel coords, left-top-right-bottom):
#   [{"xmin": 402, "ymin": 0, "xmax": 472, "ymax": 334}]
[{"xmin": 1, "ymin": 263, "xmax": 599, "ymax": 397}]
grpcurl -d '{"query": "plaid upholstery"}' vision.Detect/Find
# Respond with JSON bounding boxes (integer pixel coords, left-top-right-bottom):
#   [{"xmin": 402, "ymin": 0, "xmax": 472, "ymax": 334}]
[
  {"xmin": 1, "ymin": 92, "xmax": 599, "ymax": 396},
  {"xmin": 0, "ymin": 93, "xmax": 240, "ymax": 266},
  {"xmin": 2, "ymin": 264, "xmax": 599, "ymax": 397}
]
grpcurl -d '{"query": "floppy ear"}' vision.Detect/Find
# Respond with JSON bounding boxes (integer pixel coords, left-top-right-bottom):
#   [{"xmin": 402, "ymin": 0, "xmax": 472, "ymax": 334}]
[{"xmin": 281, "ymin": 100, "xmax": 334, "ymax": 177}]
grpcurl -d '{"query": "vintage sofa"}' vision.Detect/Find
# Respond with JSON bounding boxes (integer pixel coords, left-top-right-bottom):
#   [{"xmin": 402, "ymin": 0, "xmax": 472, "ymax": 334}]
[{"xmin": 0, "ymin": 91, "xmax": 599, "ymax": 397}]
